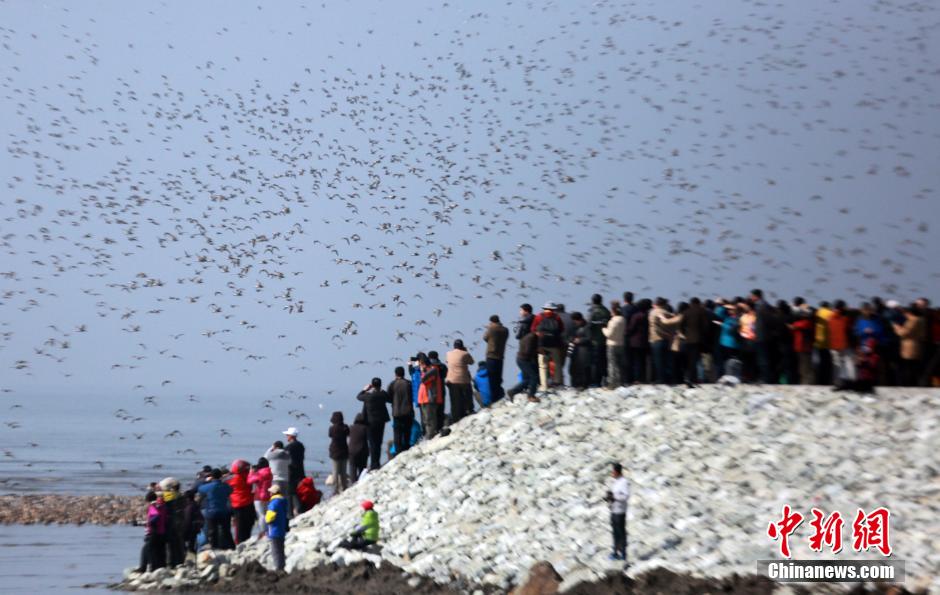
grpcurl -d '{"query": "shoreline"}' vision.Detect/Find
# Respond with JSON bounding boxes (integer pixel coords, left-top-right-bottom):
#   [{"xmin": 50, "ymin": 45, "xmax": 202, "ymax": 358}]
[{"xmin": 0, "ymin": 494, "xmax": 145, "ymax": 525}]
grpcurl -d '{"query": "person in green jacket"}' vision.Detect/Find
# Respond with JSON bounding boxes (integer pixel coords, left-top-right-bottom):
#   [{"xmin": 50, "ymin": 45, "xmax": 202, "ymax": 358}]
[{"xmin": 339, "ymin": 500, "xmax": 379, "ymax": 550}]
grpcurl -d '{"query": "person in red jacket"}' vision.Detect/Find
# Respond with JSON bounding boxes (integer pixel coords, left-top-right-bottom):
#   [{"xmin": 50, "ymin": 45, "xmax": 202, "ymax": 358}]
[
  {"xmin": 827, "ymin": 300, "xmax": 855, "ymax": 385},
  {"xmin": 227, "ymin": 459, "xmax": 255, "ymax": 544},
  {"xmin": 790, "ymin": 306, "xmax": 815, "ymax": 385},
  {"xmin": 247, "ymin": 458, "xmax": 273, "ymax": 539},
  {"xmin": 295, "ymin": 476, "xmax": 323, "ymax": 514}
]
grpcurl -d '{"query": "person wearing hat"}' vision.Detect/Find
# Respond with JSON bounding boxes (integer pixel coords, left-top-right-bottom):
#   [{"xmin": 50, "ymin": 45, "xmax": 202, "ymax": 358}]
[
  {"xmin": 227, "ymin": 459, "xmax": 254, "ymax": 544},
  {"xmin": 531, "ymin": 302, "xmax": 565, "ymax": 391},
  {"xmin": 264, "ymin": 441, "xmax": 290, "ymax": 512},
  {"xmin": 445, "ymin": 339, "xmax": 475, "ymax": 423},
  {"xmin": 482, "ymin": 315, "xmax": 509, "ymax": 403},
  {"xmin": 339, "ymin": 500, "xmax": 380, "ymax": 551},
  {"xmin": 158, "ymin": 477, "xmax": 185, "ymax": 567},
  {"xmin": 282, "ymin": 427, "xmax": 305, "ymax": 518},
  {"xmin": 264, "ymin": 483, "xmax": 288, "ymax": 571},
  {"xmin": 196, "ymin": 468, "xmax": 234, "ymax": 550}
]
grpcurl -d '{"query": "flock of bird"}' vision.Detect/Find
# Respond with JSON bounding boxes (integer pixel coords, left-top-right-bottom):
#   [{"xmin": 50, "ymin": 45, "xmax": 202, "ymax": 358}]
[{"xmin": 0, "ymin": 0, "xmax": 938, "ymax": 474}]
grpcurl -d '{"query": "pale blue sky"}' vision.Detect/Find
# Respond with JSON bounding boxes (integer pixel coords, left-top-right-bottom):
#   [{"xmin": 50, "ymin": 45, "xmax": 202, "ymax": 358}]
[{"xmin": 0, "ymin": 0, "xmax": 938, "ymax": 471}]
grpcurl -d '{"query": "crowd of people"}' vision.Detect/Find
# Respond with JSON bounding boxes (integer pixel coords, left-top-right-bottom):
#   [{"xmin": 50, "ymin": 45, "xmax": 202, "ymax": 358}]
[
  {"xmin": 503, "ymin": 290, "xmax": 939, "ymax": 394},
  {"xmin": 134, "ymin": 288, "xmax": 939, "ymax": 573}
]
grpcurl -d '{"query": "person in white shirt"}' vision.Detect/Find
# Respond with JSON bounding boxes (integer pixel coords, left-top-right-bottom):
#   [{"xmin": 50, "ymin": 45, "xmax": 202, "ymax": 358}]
[{"xmin": 605, "ymin": 462, "xmax": 630, "ymax": 561}]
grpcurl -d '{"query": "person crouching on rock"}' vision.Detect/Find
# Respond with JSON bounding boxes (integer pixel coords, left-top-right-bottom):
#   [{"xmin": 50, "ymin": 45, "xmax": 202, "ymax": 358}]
[
  {"xmin": 264, "ymin": 484, "xmax": 289, "ymax": 571},
  {"xmin": 295, "ymin": 475, "xmax": 322, "ymax": 514},
  {"xmin": 604, "ymin": 463, "xmax": 630, "ymax": 562},
  {"xmin": 338, "ymin": 500, "xmax": 379, "ymax": 551}
]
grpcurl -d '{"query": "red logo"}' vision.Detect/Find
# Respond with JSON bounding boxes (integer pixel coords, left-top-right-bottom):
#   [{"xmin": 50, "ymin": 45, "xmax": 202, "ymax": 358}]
[
  {"xmin": 768, "ymin": 506, "xmax": 891, "ymax": 558},
  {"xmin": 808, "ymin": 508, "xmax": 844, "ymax": 554},
  {"xmin": 767, "ymin": 505, "xmax": 804, "ymax": 558},
  {"xmin": 852, "ymin": 507, "xmax": 891, "ymax": 556}
]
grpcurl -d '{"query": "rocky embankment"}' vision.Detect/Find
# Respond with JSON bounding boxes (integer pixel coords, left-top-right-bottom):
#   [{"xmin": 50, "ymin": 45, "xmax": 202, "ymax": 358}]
[
  {"xmin": 120, "ymin": 385, "xmax": 940, "ymax": 593},
  {"xmin": 0, "ymin": 494, "xmax": 144, "ymax": 525}
]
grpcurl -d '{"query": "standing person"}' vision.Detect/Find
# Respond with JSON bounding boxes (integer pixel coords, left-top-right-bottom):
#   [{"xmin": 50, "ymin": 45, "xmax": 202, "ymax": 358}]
[
  {"xmin": 137, "ymin": 490, "xmax": 167, "ymax": 573},
  {"xmin": 347, "ymin": 413, "xmax": 369, "ymax": 482},
  {"xmin": 648, "ymin": 298, "xmax": 679, "ymax": 384},
  {"xmin": 516, "ymin": 304, "xmax": 535, "ymax": 340},
  {"xmin": 715, "ymin": 302, "xmax": 740, "ymax": 378},
  {"xmin": 532, "ymin": 302, "xmax": 566, "ymax": 391},
  {"xmin": 605, "ymin": 463, "xmax": 630, "ymax": 562},
  {"xmin": 445, "ymin": 339, "xmax": 475, "ymax": 423},
  {"xmin": 387, "ymin": 367, "xmax": 414, "ymax": 457},
  {"xmin": 264, "ymin": 441, "xmax": 290, "ymax": 506},
  {"xmin": 814, "ymin": 301, "xmax": 834, "ymax": 385},
  {"xmin": 417, "ymin": 354, "xmax": 444, "ymax": 438},
  {"xmin": 854, "ymin": 303, "xmax": 884, "ymax": 353},
  {"xmin": 357, "ymin": 378, "xmax": 391, "ymax": 470},
  {"xmin": 181, "ymin": 489, "xmax": 203, "ymax": 555},
  {"xmin": 247, "ymin": 458, "xmax": 272, "ymax": 539},
  {"xmin": 197, "ymin": 468, "xmax": 234, "ymax": 550},
  {"xmin": 671, "ymin": 302, "xmax": 689, "ymax": 385},
  {"xmin": 427, "ymin": 351, "xmax": 448, "ymax": 425},
  {"xmin": 190, "ymin": 465, "xmax": 212, "ymax": 493},
  {"xmin": 556, "ymin": 304, "xmax": 575, "ymax": 381},
  {"xmin": 750, "ymin": 289, "xmax": 776, "ymax": 384},
  {"xmin": 483, "ymin": 315, "xmax": 509, "ymax": 402},
  {"xmin": 828, "ymin": 300, "xmax": 856, "ymax": 385},
  {"xmin": 588, "ymin": 295, "xmax": 612, "ymax": 387},
  {"xmin": 158, "ymin": 478, "xmax": 185, "ymax": 567},
  {"xmin": 621, "ymin": 293, "xmax": 638, "ymax": 383},
  {"xmin": 507, "ymin": 320, "xmax": 540, "ymax": 402},
  {"xmin": 568, "ymin": 312, "xmax": 593, "ymax": 389},
  {"xmin": 625, "ymin": 299, "xmax": 650, "ymax": 384},
  {"xmin": 920, "ymin": 301, "xmax": 940, "ymax": 386},
  {"xmin": 264, "ymin": 484, "xmax": 288, "ymax": 571},
  {"xmin": 408, "ymin": 354, "xmax": 425, "ymax": 432},
  {"xmin": 602, "ymin": 303, "xmax": 626, "ymax": 388},
  {"xmin": 227, "ymin": 459, "xmax": 255, "ymax": 545},
  {"xmin": 680, "ymin": 298, "xmax": 709, "ymax": 387},
  {"xmin": 790, "ymin": 303, "xmax": 815, "ymax": 385},
  {"xmin": 893, "ymin": 304, "xmax": 927, "ymax": 386},
  {"xmin": 282, "ymin": 428, "xmax": 305, "ymax": 519},
  {"xmin": 328, "ymin": 412, "xmax": 350, "ymax": 494},
  {"xmin": 738, "ymin": 300, "xmax": 758, "ymax": 382}
]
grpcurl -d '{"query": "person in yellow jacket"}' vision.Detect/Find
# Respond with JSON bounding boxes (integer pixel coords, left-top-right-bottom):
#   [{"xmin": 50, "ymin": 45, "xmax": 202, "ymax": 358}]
[
  {"xmin": 338, "ymin": 500, "xmax": 380, "ymax": 550},
  {"xmin": 814, "ymin": 302, "xmax": 834, "ymax": 384}
]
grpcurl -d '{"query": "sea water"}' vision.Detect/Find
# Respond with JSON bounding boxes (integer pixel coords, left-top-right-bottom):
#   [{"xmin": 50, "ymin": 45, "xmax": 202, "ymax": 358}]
[{"xmin": 0, "ymin": 524, "xmax": 141, "ymax": 594}]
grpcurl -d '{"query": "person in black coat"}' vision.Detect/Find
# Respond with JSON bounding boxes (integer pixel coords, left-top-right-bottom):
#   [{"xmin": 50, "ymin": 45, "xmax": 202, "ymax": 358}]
[
  {"xmin": 328, "ymin": 411, "xmax": 350, "ymax": 495},
  {"xmin": 347, "ymin": 413, "xmax": 369, "ymax": 483},
  {"xmin": 356, "ymin": 378, "xmax": 392, "ymax": 471},
  {"xmin": 283, "ymin": 428, "xmax": 305, "ymax": 517}
]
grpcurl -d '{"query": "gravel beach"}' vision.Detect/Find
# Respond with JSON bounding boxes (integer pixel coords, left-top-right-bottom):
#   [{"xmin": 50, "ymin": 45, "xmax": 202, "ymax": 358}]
[{"xmin": 115, "ymin": 384, "xmax": 939, "ymax": 593}]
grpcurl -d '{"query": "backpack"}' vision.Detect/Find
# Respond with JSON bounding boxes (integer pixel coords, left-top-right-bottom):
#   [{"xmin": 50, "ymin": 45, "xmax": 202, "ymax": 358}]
[{"xmin": 538, "ymin": 315, "xmax": 561, "ymax": 347}]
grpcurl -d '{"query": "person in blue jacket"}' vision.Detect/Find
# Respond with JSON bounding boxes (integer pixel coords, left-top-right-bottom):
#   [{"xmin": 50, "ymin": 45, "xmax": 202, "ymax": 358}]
[
  {"xmin": 196, "ymin": 468, "xmax": 234, "ymax": 550},
  {"xmin": 264, "ymin": 484, "xmax": 289, "ymax": 570},
  {"xmin": 473, "ymin": 361, "xmax": 491, "ymax": 407},
  {"xmin": 408, "ymin": 353, "xmax": 425, "ymax": 429}
]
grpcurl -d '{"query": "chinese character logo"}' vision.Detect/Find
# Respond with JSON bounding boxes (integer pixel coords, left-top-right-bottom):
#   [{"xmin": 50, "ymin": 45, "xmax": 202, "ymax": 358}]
[
  {"xmin": 767, "ymin": 505, "xmax": 804, "ymax": 558},
  {"xmin": 852, "ymin": 507, "xmax": 891, "ymax": 556}
]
